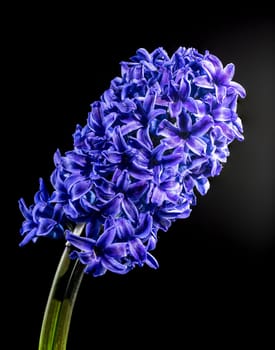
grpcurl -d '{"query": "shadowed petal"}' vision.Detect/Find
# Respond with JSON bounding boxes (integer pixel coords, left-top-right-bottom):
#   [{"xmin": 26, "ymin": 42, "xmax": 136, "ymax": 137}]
[
  {"xmin": 116, "ymin": 218, "xmax": 135, "ymax": 239},
  {"xmin": 135, "ymin": 213, "xmax": 153, "ymax": 239},
  {"xmin": 113, "ymin": 126, "xmax": 128, "ymax": 152},
  {"xmin": 36, "ymin": 218, "xmax": 56, "ymax": 236},
  {"xmin": 121, "ymin": 120, "xmax": 142, "ymax": 135},
  {"xmin": 99, "ymin": 193, "xmax": 124, "ymax": 217},
  {"xmin": 102, "ymin": 256, "xmax": 128, "ymax": 273},
  {"xmin": 105, "ymin": 243, "xmax": 128, "ymax": 258},
  {"xmin": 143, "ymin": 90, "xmax": 156, "ymax": 114},
  {"xmin": 73, "ymin": 251, "xmax": 95, "ymax": 264},
  {"xmin": 179, "ymin": 78, "xmax": 191, "ymax": 99},
  {"xmin": 102, "ymin": 150, "xmax": 122, "ymax": 164},
  {"xmin": 64, "ymin": 200, "xmax": 80, "ymax": 220},
  {"xmin": 70, "ymin": 180, "xmax": 92, "ymax": 201},
  {"xmin": 158, "ymin": 119, "xmax": 180, "ymax": 138},
  {"xmin": 97, "ymin": 226, "xmax": 116, "ymax": 248},
  {"xmin": 161, "ymin": 153, "xmax": 183, "ymax": 166},
  {"xmin": 116, "ymin": 170, "xmax": 129, "ymax": 192},
  {"xmin": 121, "ymin": 197, "xmax": 139, "ymax": 223},
  {"xmin": 113, "ymin": 98, "xmax": 136, "ymax": 113},
  {"xmin": 169, "ymin": 101, "xmax": 182, "ymax": 117},
  {"xmin": 86, "ymin": 261, "xmax": 106, "ymax": 277},
  {"xmin": 137, "ymin": 128, "xmax": 153, "ymax": 149},
  {"xmin": 178, "ymin": 110, "xmax": 192, "ymax": 133},
  {"xmin": 66, "ymin": 231, "xmax": 96, "ymax": 251},
  {"xmin": 183, "ymin": 97, "xmax": 199, "ymax": 114},
  {"xmin": 51, "ymin": 190, "xmax": 68, "ymax": 203},
  {"xmin": 128, "ymin": 238, "xmax": 147, "ymax": 262},
  {"xmin": 192, "ymin": 115, "xmax": 213, "ymax": 136},
  {"xmin": 129, "ymin": 162, "xmax": 153, "ymax": 180},
  {"xmin": 128, "ymin": 181, "xmax": 149, "ymax": 201},
  {"xmin": 86, "ymin": 220, "xmax": 101, "ymax": 239}
]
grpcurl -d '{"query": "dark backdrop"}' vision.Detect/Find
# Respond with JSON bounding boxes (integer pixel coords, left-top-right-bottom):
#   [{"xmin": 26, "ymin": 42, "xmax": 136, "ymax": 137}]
[{"xmin": 9, "ymin": 11, "xmax": 274, "ymax": 349}]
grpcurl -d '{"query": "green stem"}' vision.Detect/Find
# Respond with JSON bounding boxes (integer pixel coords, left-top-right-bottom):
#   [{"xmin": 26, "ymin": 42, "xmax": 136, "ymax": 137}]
[{"xmin": 38, "ymin": 224, "xmax": 85, "ymax": 350}]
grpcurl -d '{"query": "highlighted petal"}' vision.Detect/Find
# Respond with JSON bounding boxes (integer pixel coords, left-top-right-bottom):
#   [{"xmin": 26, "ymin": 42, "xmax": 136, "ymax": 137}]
[
  {"xmin": 146, "ymin": 253, "xmax": 159, "ymax": 269},
  {"xmin": 230, "ymin": 81, "xmax": 246, "ymax": 98},
  {"xmin": 193, "ymin": 75, "xmax": 213, "ymax": 88},
  {"xmin": 186, "ymin": 136, "xmax": 207, "ymax": 155}
]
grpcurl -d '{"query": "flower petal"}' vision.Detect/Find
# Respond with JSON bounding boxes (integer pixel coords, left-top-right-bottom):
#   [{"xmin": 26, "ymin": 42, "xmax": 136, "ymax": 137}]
[
  {"xmin": 158, "ymin": 119, "xmax": 180, "ymax": 138},
  {"xmin": 182, "ymin": 97, "xmax": 199, "ymax": 114},
  {"xmin": 146, "ymin": 252, "xmax": 159, "ymax": 269},
  {"xmin": 222, "ymin": 63, "xmax": 235, "ymax": 83},
  {"xmin": 230, "ymin": 81, "xmax": 246, "ymax": 98},
  {"xmin": 128, "ymin": 181, "xmax": 149, "ymax": 201},
  {"xmin": 116, "ymin": 170, "xmax": 129, "ymax": 192},
  {"xmin": 201, "ymin": 60, "xmax": 216, "ymax": 78},
  {"xmin": 70, "ymin": 180, "xmax": 92, "ymax": 201},
  {"xmin": 212, "ymin": 107, "xmax": 233, "ymax": 122},
  {"xmin": 192, "ymin": 115, "xmax": 213, "ymax": 136},
  {"xmin": 128, "ymin": 238, "xmax": 147, "ymax": 263},
  {"xmin": 19, "ymin": 228, "xmax": 37, "ymax": 247},
  {"xmin": 195, "ymin": 176, "xmax": 210, "ymax": 195},
  {"xmin": 99, "ymin": 193, "xmax": 124, "ymax": 217},
  {"xmin": 36, "ymin": 218, "xmax": 56, "ymax": 236},
  {"xmin": 18, "ymin": 198, "xmax": 32, "ymax": 220},
  {"xmin": 216, "ymin": 85, "xmax": 227, "ymax": 103},
  {"xmin": 102, "ymin": 150, "xmax": 122, "ymax": 164},
  {"xmin": 116, "ymin": 217, "xmax": 135, "ymax": 239},
  {"xmin": 151, "ymin": 187, "xmax": 166, "ymax": 206},
  {"xmin": 186, "ymin": 136, "xmax": 207, "ymax": 155},
  {"xmin": 121, "ymin": 197, "xmax": 139, "ymax": 223},
  {"xmin": 96, "ymin": 226, "xmax": 116, "ymax": 248},
  {"xmin": 129, "ymin": 162, "xmax": 153, "ymax": 180},
  {"xmin": 105, "ymin": 243, "xmax": 128, "ymax": 258},
  {"xmin": 178, "ymin": 110, "xmax": 192, "ymax": 133},
  {"xmin": 66, "ymin": 230, "xmax": 96, "ymax": 251},
  {"xmin": 101, "ymin": 256, "xmax": 128, "ymax": 274},
  {"xmin": 135, "ymin": 213, "xmax": 153, "ymax": 239},
  {"xmin": 193, "ymin": 75, "xmax": 213, "ymax": 88},
  {"xmin": 112, "ymin": 126, "xmax": 128, "ymax": 152}
]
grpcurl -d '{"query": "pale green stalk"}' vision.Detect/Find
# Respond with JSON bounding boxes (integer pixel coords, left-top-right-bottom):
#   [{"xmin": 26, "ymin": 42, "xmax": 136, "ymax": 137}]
[{"xmin": 38, "ymin": 224, "xmax": 85, "ymax": 350}]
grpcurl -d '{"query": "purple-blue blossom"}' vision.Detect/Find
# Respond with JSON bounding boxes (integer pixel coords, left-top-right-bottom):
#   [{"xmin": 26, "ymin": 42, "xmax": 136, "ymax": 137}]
[{"xmin": 19, "ymin": 47, "xmax": 246, "ymax": 276}]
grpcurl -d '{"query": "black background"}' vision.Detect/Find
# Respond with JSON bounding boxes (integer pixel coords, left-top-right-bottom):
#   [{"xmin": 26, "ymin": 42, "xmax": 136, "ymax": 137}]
[{"xmin": 8, "ymin": 9, "xmax": 274, "ymax": 349}]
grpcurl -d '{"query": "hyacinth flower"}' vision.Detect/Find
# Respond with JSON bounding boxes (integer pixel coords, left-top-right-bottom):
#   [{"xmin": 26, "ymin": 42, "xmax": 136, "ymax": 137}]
[{"xmin": 18, "ymin": 47, "xmax": 246, "ymax": 349}]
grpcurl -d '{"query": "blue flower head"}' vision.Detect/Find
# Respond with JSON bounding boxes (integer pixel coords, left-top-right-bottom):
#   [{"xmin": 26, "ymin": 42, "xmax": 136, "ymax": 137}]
[{"xmin": 19, "ymin": 47, "xmax": 246, "ymax": 276}]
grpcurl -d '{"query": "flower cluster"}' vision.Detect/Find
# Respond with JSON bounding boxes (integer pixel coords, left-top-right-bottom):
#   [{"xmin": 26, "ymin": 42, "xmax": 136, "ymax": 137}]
[{"xmin": 19, "ymin": 47, "xmax": 245, "ymax": 276}]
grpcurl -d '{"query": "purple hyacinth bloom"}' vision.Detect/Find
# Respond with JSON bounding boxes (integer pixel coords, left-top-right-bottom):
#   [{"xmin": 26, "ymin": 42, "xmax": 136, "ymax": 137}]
[
  {"xmin": 19, "ymin": 178, "xmax": 65, "ymax": 246},
  {"xmin": 19, "ymin": 47, "xmax": 246, "ymax": 276}
]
